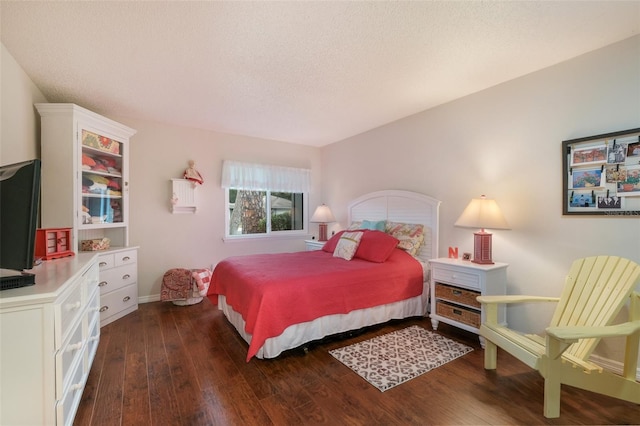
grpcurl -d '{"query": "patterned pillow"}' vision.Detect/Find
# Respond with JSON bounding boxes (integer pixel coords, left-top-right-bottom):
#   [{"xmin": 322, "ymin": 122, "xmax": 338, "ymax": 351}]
[
  {"xmin": 333, "ymin": 231, "xmax": 364, "ymax": 260},
  {"xmin": 385, "ymin": 221, "xmax": 425, "ymax": 256},
  {"xmin": 347, "ymin": 221, "xmax": 362, "ymax": 230}
]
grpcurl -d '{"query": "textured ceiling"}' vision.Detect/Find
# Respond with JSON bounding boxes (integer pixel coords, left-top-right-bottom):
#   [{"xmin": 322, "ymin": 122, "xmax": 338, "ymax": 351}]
[{"xmin": 2, "ymin": 1, "xmax": 639, "ymax": 147}]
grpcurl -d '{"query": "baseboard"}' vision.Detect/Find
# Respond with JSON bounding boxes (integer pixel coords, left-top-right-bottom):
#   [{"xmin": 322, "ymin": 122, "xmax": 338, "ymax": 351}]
[
  {"xmin": 139, "ymin": 294, "xmax": 161, "ymax": 303},
  {"xmin": 590, "ymin": 354, "xmax": 640, "ymax": 381}
]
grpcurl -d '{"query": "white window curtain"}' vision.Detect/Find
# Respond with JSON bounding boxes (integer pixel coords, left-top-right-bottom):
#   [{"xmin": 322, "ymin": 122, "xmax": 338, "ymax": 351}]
[{"xmin": 221, "ymin": 160, "xmax": 311, "ymax": 193}]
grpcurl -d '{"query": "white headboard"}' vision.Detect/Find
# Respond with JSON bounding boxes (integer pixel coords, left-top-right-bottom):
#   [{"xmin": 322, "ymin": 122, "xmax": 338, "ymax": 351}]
[{"xmin": 348, "ymin": 190, "xmax": 441, "ymax": 263}]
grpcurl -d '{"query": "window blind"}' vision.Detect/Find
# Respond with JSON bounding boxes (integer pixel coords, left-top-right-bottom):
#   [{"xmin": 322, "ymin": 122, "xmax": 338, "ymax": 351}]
[{"xmin": 221, "ymin": 160, "xmax": 311, "ymax": 193}]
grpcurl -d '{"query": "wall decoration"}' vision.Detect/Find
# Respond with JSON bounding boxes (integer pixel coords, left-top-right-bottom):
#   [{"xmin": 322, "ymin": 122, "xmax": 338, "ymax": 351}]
[
  {"xmin": 570, "ymin": 145, "xmax": 607, "ymax": 166},
  {"xmin": 570, "ymin": 168, "xmax": 603, "ymax": 189},
  {"xmin": 616, "ymin": 164, "xmax": 640, "ymax": 196},
  {"xmin": 627, "ymin": 142, "xmax": 640, "ymax": 158},
  {"xmin": 563, "ymin": 127, "xmax": 640, "ymax": 216}
]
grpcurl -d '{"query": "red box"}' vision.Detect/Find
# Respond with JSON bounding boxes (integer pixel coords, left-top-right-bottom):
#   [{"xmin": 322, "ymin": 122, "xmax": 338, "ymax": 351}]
[{"xmin": 35, "ymin": 228, "xmax": 75, "ymax": 261}]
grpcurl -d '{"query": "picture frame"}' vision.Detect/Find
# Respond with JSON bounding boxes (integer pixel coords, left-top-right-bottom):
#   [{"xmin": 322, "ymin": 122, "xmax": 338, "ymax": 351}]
[
  {"xmin": 628, "ymin": 142, "xmax": 640, "ymax": 158},
  {"xmin": 570, "ymin": 168, "xmax": 603, "ymax": 189},
  {"xmin": 607, "ymin": 142, "xmax": 628, "ymax": 164},
  {"xmin": 563, "ymin": 128, "xmax": 640, "ymax": 216},
  {"xmin": 616, "ymin": 164, "xmax": 640, "ymax": 196},
  {"xmin": 570, "ymin": 145, "xmax": 607, "ymax": 166}
]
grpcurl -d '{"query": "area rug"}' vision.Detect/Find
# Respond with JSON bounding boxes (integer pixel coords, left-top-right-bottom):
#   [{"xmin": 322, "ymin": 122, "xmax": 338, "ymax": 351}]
[{"xmin": 329, "ymin": 325, "xmax": 473, "ymax": 392}]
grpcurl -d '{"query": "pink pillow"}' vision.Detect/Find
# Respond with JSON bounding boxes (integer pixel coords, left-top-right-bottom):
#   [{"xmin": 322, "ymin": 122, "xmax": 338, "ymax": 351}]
[
  {"xmin": 322, "ymin": 230, "xmax": 346, "ymax": 253},
  {"xmin": 354, "ymin": 230, "xmax": 399, "ymax": 263}
]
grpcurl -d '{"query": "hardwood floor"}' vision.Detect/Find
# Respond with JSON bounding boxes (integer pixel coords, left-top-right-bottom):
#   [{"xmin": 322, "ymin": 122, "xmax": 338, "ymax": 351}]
[{"xmin": 75, "ymin": 298, "xmax": 640, "ymax": 425}]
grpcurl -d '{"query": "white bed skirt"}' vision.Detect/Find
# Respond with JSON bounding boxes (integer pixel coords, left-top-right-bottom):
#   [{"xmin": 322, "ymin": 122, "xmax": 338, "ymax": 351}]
[{"xmin": 217, "ymin": 280, "xmax": 430, "ymax": 359}]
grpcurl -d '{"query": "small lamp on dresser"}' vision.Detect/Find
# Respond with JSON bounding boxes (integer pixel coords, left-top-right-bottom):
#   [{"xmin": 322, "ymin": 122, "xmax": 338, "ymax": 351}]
[
  {"xmin": 310, "ymin": 204, "xmax": 335, "ymax": 242},
  {"xmin": 454, "ymin": 195, "xmax": 510, "ymax": 264}
]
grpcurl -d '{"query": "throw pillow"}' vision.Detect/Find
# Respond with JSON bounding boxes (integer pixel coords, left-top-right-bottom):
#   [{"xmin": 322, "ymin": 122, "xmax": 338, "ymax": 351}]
[{"xmin": 333, "ymin": 231, "xmax": 364, "ymax": 260}]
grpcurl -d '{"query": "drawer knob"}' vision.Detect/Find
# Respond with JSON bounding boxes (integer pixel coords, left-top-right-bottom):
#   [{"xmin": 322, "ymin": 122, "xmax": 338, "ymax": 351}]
[
  {"xmin": 123, "ymin": 296, "xmax": 131, "ymax": 302},
  {"xmin": 99, "ymin": 306, "xmax": 109, "ymax": 313},
  {"xmin": 122, "ymin": 274, "xmax": 131, "ymax": 280},
  {"xmin": 122, "ymin": 256, "xmax": 130, "ymax": 261},
  {"xmin": 66, "ymin": 342, "xmax": 83, "ymax": 352},
  {"xmin": 66, "ymin": 301, "xmax": 81, "ymax": 312},
  {"xmin": 99, "ymin": 281, "xmax": 108, "ymax": 287},
  {"xmin": 452, "ymin": 290, "xmax": 462, "ymax": 296},
  {"xmin": 99, "ymin": 261, "xmax": 108, "ymax": 267}
]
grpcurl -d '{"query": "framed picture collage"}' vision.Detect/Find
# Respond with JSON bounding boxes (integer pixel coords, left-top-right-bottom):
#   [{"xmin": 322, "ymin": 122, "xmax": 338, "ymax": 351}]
[{"xmin": 563, "ymin": 127, "xmax": 640, "ymax": 216}]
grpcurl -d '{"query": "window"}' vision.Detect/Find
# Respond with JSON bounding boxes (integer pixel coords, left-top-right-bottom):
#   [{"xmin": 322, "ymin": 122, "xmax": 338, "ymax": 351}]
[{"xmin": 222, "ymin": 161, "xmax": 310, "ymax": 238}]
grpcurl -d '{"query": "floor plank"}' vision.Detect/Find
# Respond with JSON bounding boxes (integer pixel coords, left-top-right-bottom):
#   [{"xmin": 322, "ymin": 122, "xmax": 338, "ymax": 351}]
[{"xmin": 75, "ymin": 298, "xmax": 640, "ymax": 425}]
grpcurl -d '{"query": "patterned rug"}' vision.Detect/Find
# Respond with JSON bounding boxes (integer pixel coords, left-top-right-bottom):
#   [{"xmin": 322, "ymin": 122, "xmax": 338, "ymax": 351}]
[{"xmin": 329, "ymin": 325, "xmax": 473, "ymax": 392}]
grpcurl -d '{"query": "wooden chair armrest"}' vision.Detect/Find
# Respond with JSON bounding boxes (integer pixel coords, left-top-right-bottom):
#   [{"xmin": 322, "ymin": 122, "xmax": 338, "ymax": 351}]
[
  {"xmin": 546, "ymin": 320, "xmax": 640, "ymax": 341},
  {"xmin": 476, "ymin": 295, "xmax": 560, "ymax": 305}
]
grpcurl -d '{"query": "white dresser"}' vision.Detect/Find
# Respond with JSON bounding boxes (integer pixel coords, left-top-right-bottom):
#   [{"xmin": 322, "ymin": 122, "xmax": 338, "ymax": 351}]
[
  {"xmin": 97, "ymin": 247, "xmax": 138, "ymax": 326},
  {"xmin": 0, "ymin": 253, "xmax": 99, "ymax": 426}
]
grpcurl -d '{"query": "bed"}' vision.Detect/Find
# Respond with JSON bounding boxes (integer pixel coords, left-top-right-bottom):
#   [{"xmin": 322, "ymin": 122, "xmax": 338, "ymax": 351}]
[{"xmin": 209, "ymin": 190, "xmax": 441, "ymax": 361}]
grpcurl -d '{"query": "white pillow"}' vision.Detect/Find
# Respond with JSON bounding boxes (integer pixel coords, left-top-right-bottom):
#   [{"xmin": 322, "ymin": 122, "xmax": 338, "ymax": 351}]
[{"xmin": 333, "ymin": 231, "xmax": 363, "ymax": 260}]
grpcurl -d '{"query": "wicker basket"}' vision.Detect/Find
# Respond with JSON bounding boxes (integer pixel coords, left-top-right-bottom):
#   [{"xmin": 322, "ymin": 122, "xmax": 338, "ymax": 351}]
[
  {"xmin": 436, "ymin": 301, "xmax": 480, "ymax": 328},
  {"xmin": 435, "ymin": 283, "xmax": 481, "ymax": 308}
]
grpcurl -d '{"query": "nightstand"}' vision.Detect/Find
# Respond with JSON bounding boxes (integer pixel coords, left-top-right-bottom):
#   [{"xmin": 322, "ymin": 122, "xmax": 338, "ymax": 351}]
[
  {"xmin": 429, "ymin": 258, "xmax": 508, "ymax": 345},
  {"xmin": 304, "ymin": 239, "xmax": 325, "ymax": 251}
]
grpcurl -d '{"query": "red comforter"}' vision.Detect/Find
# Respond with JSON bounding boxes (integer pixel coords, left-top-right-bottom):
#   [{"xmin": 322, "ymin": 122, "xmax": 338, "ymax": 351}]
[{"xmin": 208, "ymin": 248, "xmax": 423, "ymax": 361}]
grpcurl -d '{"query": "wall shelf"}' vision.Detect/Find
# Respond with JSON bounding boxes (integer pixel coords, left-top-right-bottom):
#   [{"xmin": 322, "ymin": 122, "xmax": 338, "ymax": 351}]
[{"xmin": 171, "ymin": 178, "xmax": 197, "ymax": 214}]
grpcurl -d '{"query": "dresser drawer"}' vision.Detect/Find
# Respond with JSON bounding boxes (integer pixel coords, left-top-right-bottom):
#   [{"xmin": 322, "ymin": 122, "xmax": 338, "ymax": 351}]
[
  {"xmin": 436, "ymin": 301, "xmax": 480, "ymax": 328},
  {"xmin": 86, "ymin": 285, "xmax": 101, "ymax": 327},
  {"xmin": 114, "ymin": 249, "xmax": 137, "ymax": 267},
  {"xmin": 98, "ymin": 263, "xmax": 137, "ymax": 295},
  {"xmin": 432, "ymin": 266, "xmax": 481, "ymax": 290},
  {"xmin": 85, "ymin": 315, "xmax": 100, "ymax": 371},
  {"xmin": 435, "ymin": 283, "xmax": 481, "ymax": 308},
  {"xmin": 55, "ymin": 320, "xmax": 84, "ymax": 399},
  {"xmin": 56, "ymin": 359, "xmax": 85, "ymax": 426},
  {"xmin": 55, "ymin": 277, "xmax": 84, "ymax": 348},
  {"xmin": 99, "ymin": 283, "xmax": 138, "ymax": 324},
  {"xmin": 96, "ymin": 253, "xmax": 115, "ymax": 270}
]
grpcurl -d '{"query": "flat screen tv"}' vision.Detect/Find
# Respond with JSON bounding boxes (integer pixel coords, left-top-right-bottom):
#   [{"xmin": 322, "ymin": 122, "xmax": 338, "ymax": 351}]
[{"xmin": 0, "ymin": 159, "xmax": 41, "ymax": 290}]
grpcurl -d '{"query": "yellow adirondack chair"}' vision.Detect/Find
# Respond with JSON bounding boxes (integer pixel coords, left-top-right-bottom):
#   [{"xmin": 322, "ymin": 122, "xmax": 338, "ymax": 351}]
[{"xmin": 477, "ymin": 255, "xmax": 640, "ymax": 418}]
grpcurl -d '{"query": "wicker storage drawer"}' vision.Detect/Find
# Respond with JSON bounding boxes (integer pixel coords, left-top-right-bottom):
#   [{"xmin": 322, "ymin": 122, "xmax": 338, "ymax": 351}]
[
  {"xmin": 435, "ymin": 283, "xmax": 481, "ymax": 308},
  {"xmin": 436, "ymin": 301, "xmax": 480, "ymax": 328}
]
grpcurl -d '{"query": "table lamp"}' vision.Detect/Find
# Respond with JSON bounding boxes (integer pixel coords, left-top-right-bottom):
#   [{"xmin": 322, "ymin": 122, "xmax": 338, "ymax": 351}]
[
  {"xmin": 454, "ymin": 195, "xmax": 510, "ymax": 264},
  {"xmin": 310, "ymin": 204, "xmax": 335, "ymax": 241}
]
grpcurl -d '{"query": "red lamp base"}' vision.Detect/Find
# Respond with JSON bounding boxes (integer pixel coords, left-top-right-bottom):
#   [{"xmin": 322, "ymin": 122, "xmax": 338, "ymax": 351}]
[
  {"xmin": 472, "ymin": 230, "xmax": 494, "ymax": 264},
  {"xmin": 318, "ymin": 223, "xmax": 329, "ymax": 242}
]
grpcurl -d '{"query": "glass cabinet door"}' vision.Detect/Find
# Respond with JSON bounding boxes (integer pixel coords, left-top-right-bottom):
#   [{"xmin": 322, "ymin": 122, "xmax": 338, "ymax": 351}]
[{"xmin": 80, "ymin": 129, "xmax": 124, "ymax": 227}]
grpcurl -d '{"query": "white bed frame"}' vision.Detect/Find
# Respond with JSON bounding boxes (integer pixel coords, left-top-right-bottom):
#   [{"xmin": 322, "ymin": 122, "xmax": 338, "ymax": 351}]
[{"xmin": 218, "ymin": 190, "xmax": 441, "ymax": 359}]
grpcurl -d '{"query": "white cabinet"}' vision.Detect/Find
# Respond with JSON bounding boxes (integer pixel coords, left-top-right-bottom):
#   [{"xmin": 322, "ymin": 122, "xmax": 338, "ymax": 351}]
[
  {"xmin": 429, "ymin": 258, "xmax": 508, "ymax": 344},
  {"xmin": 97, "ymin": 247, "xmax": 139, "ymax": 326},
  {"xmin": 0, "ymin": 253, "xmax": 99, "ymax": 426},
  {"xmin": 36, "ymin": 103, "xmax": 139, "ymax": 325}
]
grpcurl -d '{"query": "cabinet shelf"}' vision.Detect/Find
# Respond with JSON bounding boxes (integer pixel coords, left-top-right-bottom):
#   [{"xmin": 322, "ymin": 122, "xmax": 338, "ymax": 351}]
[
  {"xmin": 82, "ymin": 169, "xmax": 122, "ymax": 178},
  {"xmin": 82, "ymin": 145, "xmax": 123, "ymax": 159},
  {"xmin": 82, "ymin": 193, "xmax": 123, "ymax": 199}
]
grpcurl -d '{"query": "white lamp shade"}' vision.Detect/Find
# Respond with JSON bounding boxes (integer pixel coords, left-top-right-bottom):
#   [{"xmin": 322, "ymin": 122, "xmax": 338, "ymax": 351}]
[
  {"xmin": 454, "ymin": 195, "xmax": 510, "ymax": 230},
  {"xmin": 310, "ymin": 204, "xmax": 335, "ymax": 223}
]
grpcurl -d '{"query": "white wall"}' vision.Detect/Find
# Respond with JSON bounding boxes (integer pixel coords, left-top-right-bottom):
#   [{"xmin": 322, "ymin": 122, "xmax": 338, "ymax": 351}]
[
  {"xmin": 322, "ymin": 35, "xmax": 640, "ymax": 361},
  {"xmin": 0, "ymin": 44, "xmax": 47, "ymax": 165},
  {"xmin": 108, "ymin": 116, "xmax": 322, "ymax": 301}
]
